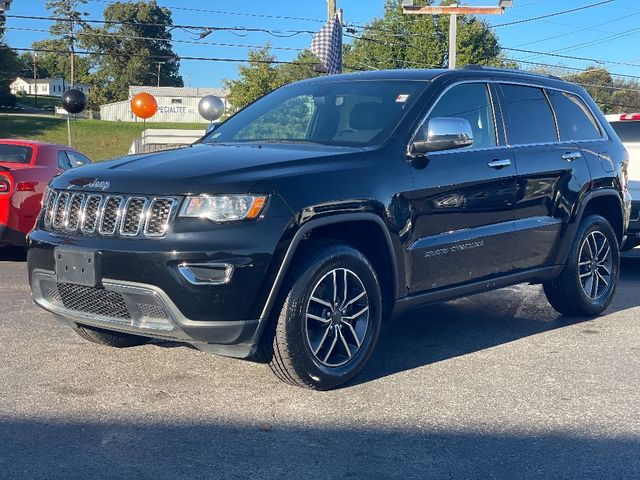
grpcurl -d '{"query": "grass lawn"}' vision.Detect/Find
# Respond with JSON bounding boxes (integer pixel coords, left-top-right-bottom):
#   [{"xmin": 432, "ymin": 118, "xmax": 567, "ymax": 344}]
[
  {"xmin": 16, "ymin": 94, "xmax": 60, "ymax": 110},
  {"xmin": 0, "ymin": 114, "xmax": 206, "ymax": 161}
]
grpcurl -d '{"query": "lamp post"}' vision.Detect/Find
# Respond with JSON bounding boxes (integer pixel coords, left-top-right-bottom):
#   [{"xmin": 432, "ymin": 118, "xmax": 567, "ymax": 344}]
[{"xmin": 402, "ymin": 0, "xmax": 514, "ymax": 69}]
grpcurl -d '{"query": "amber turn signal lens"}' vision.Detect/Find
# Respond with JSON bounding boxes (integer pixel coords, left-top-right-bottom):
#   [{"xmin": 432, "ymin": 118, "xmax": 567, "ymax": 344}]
[{"xmin": 246, "ymin": 196, "xmax": 267, "ymax": 219}]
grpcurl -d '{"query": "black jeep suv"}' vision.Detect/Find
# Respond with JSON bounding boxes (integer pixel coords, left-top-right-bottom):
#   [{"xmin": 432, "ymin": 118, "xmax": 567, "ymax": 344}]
[{"xmin": 28, "ymin": 67, "xmax": 630, "ymax": 390}]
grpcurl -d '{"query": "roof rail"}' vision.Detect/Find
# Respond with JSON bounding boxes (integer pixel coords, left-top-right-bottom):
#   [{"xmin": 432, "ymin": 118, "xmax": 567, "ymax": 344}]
[{"xmin": 462, "ymin": 64, "xmax": 563, "ymax": 81}]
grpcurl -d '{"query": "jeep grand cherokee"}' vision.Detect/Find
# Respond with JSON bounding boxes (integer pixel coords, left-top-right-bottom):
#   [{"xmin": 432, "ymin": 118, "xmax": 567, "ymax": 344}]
[{"xmin": 27, "ymin": 67, "xmax": 630, "ymax": 390}]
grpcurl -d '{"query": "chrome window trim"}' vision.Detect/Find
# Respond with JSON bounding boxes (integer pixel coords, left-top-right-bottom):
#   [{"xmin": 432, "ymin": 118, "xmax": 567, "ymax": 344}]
[
  {"xmin": 407, "ymin": 78, "xmax": 609, "ymax": 157},
  {"xmin": 119, "ymin": 196, "xmax": 149, "ymax": 237}
]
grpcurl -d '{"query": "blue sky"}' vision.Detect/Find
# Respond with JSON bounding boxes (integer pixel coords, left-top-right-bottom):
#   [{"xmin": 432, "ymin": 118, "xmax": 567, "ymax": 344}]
[{"xmin": 5, "ymin": 0, "xmax": 640, "ymax": 87}]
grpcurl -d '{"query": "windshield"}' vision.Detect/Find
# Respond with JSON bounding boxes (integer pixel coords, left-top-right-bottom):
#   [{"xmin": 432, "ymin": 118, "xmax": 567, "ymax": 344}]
[
  {"xmin": 0, "ymin": 144, "xmax": 33, "ymax": 164},
  {"xmin": 204, "ymin": 80, "xmax": 426, "ymax": 147},
  {"xmin": 610, "ymin": 121, "xmax": 640, "ymax": 143}
]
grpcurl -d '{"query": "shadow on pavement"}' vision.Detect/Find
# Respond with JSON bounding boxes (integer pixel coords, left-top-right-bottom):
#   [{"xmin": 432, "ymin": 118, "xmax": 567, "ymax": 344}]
[
  {"xmin": 355, "ymin": 258, "xmax": 640, "ymax": 386},
  {"xmin": 0, "ymin": 419, "xmax": 636, "ymax": 479}
]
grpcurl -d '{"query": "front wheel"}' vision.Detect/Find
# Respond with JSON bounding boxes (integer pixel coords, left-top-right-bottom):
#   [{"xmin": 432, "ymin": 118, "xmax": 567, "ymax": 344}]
[
  {"xmin": 544, "ymin": 214, "xmax": 619, "ymax": 317},
  {"xmin": 266, "ymin": 243, "xmax": 382, "ymax": 390}
]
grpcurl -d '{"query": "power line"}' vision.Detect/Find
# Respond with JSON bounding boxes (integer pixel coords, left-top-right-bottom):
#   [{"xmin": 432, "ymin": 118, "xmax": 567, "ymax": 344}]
[
  {"xmin": 514, "ymin": 11, "xmax": 640, "ymax": 48},
  {"xmin": 493, "ymin": 0, "xmax": 615, "ymax": 28},
  {"xmin": 5, "ymin": 14, "xmax": 317, "ymax": 37},
  {"xmin": 5, "ymin": 46, "xmax": 312, "ymax": 65},
  {"xmin": 5, "ymin": 26, "xmax": 306, "ymax": 52},
  {"xmin": 85, "ymin": 0, "xmax": 327, "ymax": 24},
  {"xmin": 502, "ymin": 46, "xmax": 640, "ymax": 69}
]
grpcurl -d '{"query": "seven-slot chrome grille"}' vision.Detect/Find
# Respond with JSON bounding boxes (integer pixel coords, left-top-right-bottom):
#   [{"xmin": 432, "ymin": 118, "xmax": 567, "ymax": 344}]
[{"xmin": 42, "ymin": 189, "xmax": 178, "ymax": 238}]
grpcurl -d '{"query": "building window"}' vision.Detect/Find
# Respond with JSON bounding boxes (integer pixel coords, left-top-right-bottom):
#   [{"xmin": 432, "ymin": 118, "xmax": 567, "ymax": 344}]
[{"xmin": 171, "ymin": 98, "xmax": 182, "ymax": 104}]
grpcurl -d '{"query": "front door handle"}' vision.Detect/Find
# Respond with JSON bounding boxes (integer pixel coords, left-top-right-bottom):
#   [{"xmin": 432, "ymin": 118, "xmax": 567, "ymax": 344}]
[
  {"xmin": 487, "ymin": 159, "xmax": 512, "ymax": 169},
  {"xmin": 562, "ymin": 151, "xmax": 582, "ymax": 162}
]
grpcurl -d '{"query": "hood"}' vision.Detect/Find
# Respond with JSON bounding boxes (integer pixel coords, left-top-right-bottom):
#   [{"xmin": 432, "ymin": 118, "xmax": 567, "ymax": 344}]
[{"xmin": 50, "ymin": 143, "xmax": 367, "ymax": 195}]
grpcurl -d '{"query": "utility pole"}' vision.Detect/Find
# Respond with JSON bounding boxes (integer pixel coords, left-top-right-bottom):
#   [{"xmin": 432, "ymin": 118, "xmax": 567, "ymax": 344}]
[
  {"xmin": 402, "ymin": 1, "xmax": 513, "ymax": 69},
  {"xmin": 327, "ymin": 0, "xmax": 336, "ymax": 19},
  {"xmin": 32, "ymin": 52, "xmax": 38, "ymax": 109},
  {"xmin": 156, "ymin": 62, "xmax": 165, "ymax": 87},
  {"xmin": 70, "ymin": 20, "xmax": 75, "ymax": 87}
]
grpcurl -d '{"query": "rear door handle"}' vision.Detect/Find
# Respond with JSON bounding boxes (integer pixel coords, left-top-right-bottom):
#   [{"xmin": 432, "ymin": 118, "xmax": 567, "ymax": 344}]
[
  {"xmin": 487, "ymin": 159, "xmax": 512, "ymax": 169},
  {"xmin": 562, "ymin": 152, "xmax": 582, "ymax": 162}
]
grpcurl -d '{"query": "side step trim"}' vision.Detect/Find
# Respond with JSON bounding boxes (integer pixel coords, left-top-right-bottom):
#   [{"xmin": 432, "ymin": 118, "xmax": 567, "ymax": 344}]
[{"xmin": 392, "ymin": 265, "xmax": 562, "ymax": 318}]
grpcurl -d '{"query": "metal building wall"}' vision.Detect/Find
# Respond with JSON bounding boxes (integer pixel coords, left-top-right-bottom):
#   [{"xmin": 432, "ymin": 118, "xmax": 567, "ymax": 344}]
[{"xmin": 100, "ymin": 95, "xmax": 228, "ymax": 123}]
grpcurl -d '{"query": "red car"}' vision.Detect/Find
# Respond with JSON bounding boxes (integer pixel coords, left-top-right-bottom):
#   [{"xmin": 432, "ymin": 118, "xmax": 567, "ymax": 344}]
[{"xmin": 0, "ymin": 140, "xmax": 92, "ymax": 247}]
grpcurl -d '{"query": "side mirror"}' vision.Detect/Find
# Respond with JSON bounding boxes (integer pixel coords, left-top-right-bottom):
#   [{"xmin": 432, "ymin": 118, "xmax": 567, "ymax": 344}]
[{"xmin": 410, "ymin": 117, "xmax": 474, "ymax": 155}]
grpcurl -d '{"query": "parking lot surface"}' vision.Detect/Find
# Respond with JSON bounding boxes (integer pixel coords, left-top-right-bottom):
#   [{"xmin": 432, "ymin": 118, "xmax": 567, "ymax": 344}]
[{"xmin": 1, "ymin": 248, "xmax": 639, "ymax": 479}]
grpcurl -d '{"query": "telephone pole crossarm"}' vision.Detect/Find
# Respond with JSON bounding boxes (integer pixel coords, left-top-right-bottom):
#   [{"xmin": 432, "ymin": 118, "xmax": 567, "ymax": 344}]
[
  {"xmin": 401, "ymin": 1, "xmax": 512, "ymax": 69},
  {"xmin": 403, "ymin": 6, "xmax": 505, "ymax": 15}
]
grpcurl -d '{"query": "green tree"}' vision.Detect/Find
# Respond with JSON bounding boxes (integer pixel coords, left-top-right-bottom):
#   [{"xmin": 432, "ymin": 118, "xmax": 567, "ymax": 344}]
[
  {"xmin": 609, "ymin": 81, "xmax": 640, "ymax": 113},
  {"xmin": 0, "ymin": 11, "xmax": 18, "ymax": 108},
  {"xmin": 344, "ymin": 0, "xmax": 510, "ymax": 71},
  {"xmin": 277, "ymin": 50, "xmax": 322, "ymax": 85},
  {"xmin": 224, "ymin": 46, "xmax": 282, "ymax": 110},
  {"xmin": 43, "ymin": 0, "xmax": 92, "ymax": 84},
  {"xmin": 565, "ymin": 67, "xmax": 614, "ymax": 113},
  {"xmin": 225, "ymin": 48, "xmax": 322, "ymax": 110},
  {"xmin": 80, "ymin": 0, "xmax": 183, "ymax": 107}
]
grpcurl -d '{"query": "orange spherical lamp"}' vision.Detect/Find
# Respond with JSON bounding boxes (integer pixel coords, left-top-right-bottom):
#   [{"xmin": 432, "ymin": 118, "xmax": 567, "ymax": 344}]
[{"xmin": 131, "ymin": 92, "xmax": 158, "ymax": 120}]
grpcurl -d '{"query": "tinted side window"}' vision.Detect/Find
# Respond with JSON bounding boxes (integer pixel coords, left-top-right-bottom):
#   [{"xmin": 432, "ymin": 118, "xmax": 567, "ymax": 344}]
[
  {"xmin": 67, "ymin": 151, "xmax": 91, "ymax": 168},
  {"xmin": 547, "ymin": 90, "xmax": 602, "ymax": 141},
  {"xmin": 610, "ymin": 121, "xmax": 640, "ymax": 143},
  {"xmin": 501, "ymin": 84, "xmax": 557, "ymax": 145},
  {"xmin": 57, "ymin": 151, "xmax": 71, "ymax": 170},
  {"xmin": 427, "ymin": 83, "xmax": 496, "ymax": 149}
]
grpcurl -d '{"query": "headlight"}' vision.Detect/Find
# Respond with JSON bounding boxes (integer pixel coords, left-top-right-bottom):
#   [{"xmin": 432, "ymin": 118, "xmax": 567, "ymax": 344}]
[{"xmin": 179, "ymin": 195, "xmax": 267, "ymax": 222}]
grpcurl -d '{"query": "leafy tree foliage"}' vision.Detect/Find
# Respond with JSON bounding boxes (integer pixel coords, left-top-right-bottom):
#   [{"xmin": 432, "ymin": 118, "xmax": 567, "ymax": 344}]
[
  {"xmin": 344, "ymin": 0, "xmax": 510, "ymax": 71},
  {"xmin": 225, "ymin": 47, "xmax": 321, "ymax": 110},
  {"xmin": 79, "ymin": 0, "xmax": 183, "ymax": 107},
  {"xmin": 42, "ymin": 0, "xmax": 92, "ymax": 84},
  {"xmin": 565, "ymin": 67, "xmax": 640, "ymax": 114}
]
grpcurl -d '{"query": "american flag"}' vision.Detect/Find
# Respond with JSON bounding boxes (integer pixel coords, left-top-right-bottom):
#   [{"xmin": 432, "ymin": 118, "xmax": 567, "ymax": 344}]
[{"xmin": 310, "ymin": 14, "xmax": 343, "ymax": 75}]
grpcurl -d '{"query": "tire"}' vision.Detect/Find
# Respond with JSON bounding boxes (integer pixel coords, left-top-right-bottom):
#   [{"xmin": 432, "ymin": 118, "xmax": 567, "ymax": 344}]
[
  {"xmin": 72, "ymin": 324, "xmax": 149, "ymax": 348},
  {"xmin": 265, "ymin": 242, "xmax": 382, "ymax": 390},
  {"xmin": 544, "ymin": 214, "xmax": 619, "ymax": 317}
]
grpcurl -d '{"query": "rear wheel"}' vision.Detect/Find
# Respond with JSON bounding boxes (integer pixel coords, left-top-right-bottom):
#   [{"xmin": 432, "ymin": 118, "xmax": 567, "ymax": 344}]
[
  {"xmin": 266, "ymin": 243, "xmax": 382, "ymax": 390},
  {"xmin": 72, "ymin": 324, "xmax": 149, "ymax": 348},
  {"xmin": 544, "ymin": 214, "xmax": 619, "ymax": 317}
]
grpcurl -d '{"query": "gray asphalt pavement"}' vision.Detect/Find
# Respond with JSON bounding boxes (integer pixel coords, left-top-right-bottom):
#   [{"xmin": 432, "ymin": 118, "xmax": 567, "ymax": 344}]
[{"xmin": 1, "ymin": 247, "xmax": 639, "ymax": 479}]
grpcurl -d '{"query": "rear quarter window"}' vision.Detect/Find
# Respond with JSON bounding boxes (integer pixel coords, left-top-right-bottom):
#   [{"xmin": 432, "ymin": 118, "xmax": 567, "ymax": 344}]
[
  {"xmin": 0, "ymin": 145, "xmax": 33, "ymax": 164},
  {"xmin": 547, "ymin": 90, "xmax": 602, "ymax": 141},
  {"xmin": 610, "ymin": 121, "xmax": 640, "ymax": 143},
  {"xmin": 501, "ymin": 84, "xmax": 558, "ymax": 145}
]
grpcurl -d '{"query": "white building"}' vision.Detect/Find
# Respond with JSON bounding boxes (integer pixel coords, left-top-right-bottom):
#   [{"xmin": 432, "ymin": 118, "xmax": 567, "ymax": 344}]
[
  {"xmin": 10, "ymin": 77, "xmax": 91, "ymax": 97},
  {"xmin": 100, "ymin": 86, "xmax": 229, "ymax": 123}
]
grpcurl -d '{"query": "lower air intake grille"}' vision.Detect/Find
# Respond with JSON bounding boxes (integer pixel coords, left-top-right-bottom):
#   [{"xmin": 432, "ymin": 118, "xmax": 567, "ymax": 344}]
[{"xmin": 57, "ymin": 283, "xmax": 131, "ymax": 319}]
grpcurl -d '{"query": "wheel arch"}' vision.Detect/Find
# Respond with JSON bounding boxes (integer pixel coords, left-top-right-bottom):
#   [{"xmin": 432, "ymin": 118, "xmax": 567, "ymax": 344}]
[
  {"xmin": 556, "ymin": 188, "xmax": 625, "ymax": 265},
  {"xmin": 258, "ymin": 213, "xmax": 401, "ymax": 327}
]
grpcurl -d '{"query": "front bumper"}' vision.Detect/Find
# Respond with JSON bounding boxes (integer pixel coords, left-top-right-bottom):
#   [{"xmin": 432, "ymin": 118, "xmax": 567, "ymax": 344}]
[{"xmin": 31, "ymin": 269, "xmax": 261, "ymax": 358}]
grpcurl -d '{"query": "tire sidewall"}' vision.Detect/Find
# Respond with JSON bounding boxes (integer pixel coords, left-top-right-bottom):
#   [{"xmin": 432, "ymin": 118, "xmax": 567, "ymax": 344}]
[
  {"xmin": 570, "ymin": 215, "xmax": 620, "ymax": 314},
  {"xmin": 282, "ymin": 245, "xmax": 382, "ymax": 389}
]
